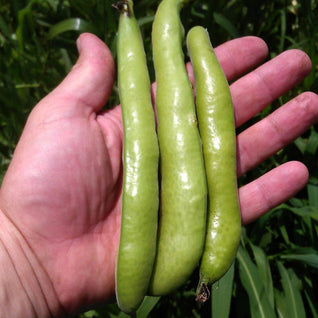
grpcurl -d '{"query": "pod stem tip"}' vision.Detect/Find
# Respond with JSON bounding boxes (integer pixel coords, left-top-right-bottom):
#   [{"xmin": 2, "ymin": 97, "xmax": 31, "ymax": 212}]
[
  {"xmin": 112, "ymin": 0, "xmax": 132, "ymax": 17},
  {"xmin": 195, "ymin": 281, "xmax": 210, "ymax": 304}
]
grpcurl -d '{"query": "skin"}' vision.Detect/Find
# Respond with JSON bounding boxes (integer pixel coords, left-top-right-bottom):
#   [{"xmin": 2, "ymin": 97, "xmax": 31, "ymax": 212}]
[
  {"xmin": 115, "ymin": 0, "xmax": 159, "ymax": 314},
  {"xmin": 148, "ymin": 0, "xmax": 208, "ymax": 296},
  {"xmin": 0, "ymin": 33, "xmax": 317, "ymax": 316},
  {"xmin": 187, "ymin": 26, "xmax": 241, "ymax": 302}
]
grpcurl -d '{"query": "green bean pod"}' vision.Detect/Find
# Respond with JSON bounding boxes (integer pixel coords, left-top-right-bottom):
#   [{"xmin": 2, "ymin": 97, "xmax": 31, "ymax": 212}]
[
  {"xmin": 115, "ymin": 0, "xmax": 159, "ymax": 313},
  {"xmin": 186, "ymin": 26, "xmax": 241, "ymax": 303},
  {"xmin": 148, "ymin": 0, "xmax": 207, "ymax": 296}
]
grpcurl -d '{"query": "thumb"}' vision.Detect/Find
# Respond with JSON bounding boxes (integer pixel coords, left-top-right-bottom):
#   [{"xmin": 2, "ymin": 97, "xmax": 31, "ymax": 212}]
[{"xmin": 33, "ymin": 33, "xmax": 116, "ymax": 119}]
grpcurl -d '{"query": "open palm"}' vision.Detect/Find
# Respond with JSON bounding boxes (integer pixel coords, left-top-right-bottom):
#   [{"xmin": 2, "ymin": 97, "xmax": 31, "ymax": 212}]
[{"xmin": 0, "ymin": 33, "xmax": 317, "ymax": 315}]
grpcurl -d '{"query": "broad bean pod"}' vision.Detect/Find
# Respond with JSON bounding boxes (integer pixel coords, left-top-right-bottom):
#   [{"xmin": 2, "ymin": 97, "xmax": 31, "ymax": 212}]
[
  {"xmin": 115, "ymin": 0, "xmax": 159, "ymax": 313},
  {"xmin": 148, "ymin": 0, "xmax": 207, "ymax": 296},
  {"xmin": 186, "ymin": 26, "xmax": 241, "ymax": 303}
]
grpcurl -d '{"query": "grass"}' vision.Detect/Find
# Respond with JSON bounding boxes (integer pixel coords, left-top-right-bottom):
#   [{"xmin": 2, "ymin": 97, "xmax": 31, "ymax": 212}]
[{"xmin": 1, "ymin": 0, "xmax": 318, "ymax": 317}]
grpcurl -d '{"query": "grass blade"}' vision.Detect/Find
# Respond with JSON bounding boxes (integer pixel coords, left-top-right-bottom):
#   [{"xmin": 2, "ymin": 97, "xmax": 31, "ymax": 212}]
[
  {"xmin": 117, "ymin": 296, "xmax": 160, "ymax": 318},
  {"xmin": 307, "ymin": 178, "xmax": 318, "ymax": 209},
  {"xmin": 305, "ymin": 128, "xmax": 318, "ymax": 156},
  {"xmin": 281, "ymin": 204, "xmax": 318, "ymax": 221},
  {"xmin": 237, "ymin": 246, "xmax": 276, "ymax": 318},
  {"xmin": 136, "ymin": 296, "xmax": 160, "ymax": 317},
  {"xmin": 280, "ymin": 247, "xmax": 318, "ymax": 269},
  {"xmin": 304, "ymin": 290, "xmax": 318, "ymax": 318},
  {"xmin": 250, "ymin": 244, "xmax": 274, "ymax": 307},
  {"xmin": 212, "ymin": 12, "xmax": 239, "ymax": 38},
  {"xmin": 275, "ymin": 288, "xmax": 290, "ymax": 318},
  {"xmin": 211, "ymin": 261, "xmax": 235, "ymax": 318},
  {"xmin": 276, "ymin": 261, "xmax": 306, "ymax": 318},
  {"xmin": 48, "ymin": 18, "xmax": 98, "ymax": 39}
]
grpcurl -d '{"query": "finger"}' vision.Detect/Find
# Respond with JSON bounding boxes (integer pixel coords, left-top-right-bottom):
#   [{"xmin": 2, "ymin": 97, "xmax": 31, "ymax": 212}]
[
  {"xmin": 214, "ymin": 36, "xmax": 268, "ymax": 82},
  {"xmin": 239, "ymin": 161, "xmax": 309, "ymax": 224},
  {"xmin": 231, "ymin": 49, "xmax": 312, "ymax": 127},
  {"xmin": 237, "ymin": 91, "xmax": 318, "ymax": 176},
  {"xmin": 37, "ymin": 33, "xmax": 115, "ymax": 116}
]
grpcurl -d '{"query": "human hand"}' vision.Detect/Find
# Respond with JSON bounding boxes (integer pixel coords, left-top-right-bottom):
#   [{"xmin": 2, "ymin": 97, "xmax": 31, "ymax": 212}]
[{"xmin": 0, "ymin": 33, "xmax": 317, "ymax": 316}]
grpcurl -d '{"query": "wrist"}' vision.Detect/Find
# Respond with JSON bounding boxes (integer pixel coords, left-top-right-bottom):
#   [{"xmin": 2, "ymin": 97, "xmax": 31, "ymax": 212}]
[{"xmin": 0, "ymin": 208, "xmax": 64, "ymax": 318}]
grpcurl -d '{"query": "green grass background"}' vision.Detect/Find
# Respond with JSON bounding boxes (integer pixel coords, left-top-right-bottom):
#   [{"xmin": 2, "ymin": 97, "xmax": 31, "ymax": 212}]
[{"xmin": 1, "ymin": 0, "xmax": 318, "ymax": 317}]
